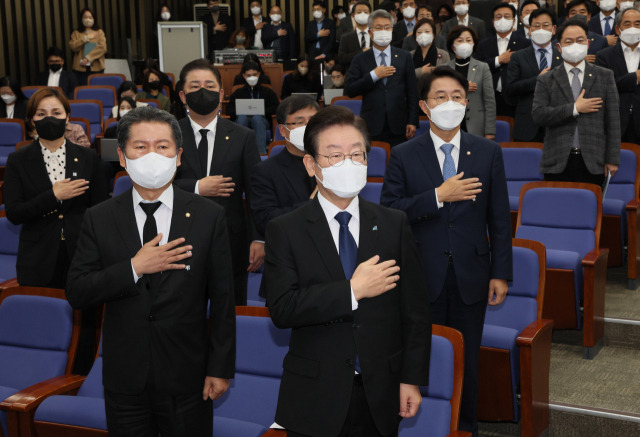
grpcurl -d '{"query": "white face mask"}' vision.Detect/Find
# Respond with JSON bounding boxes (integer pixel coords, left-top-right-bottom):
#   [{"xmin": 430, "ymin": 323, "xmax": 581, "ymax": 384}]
[
  {"xmin": 338, "ymin": 12, "xmax": 347, "ymax": 20},
  {"xmin": 560, "ymin": 43, "xmax": 588, "ymax": 63},
  {"xmin": 316, "ymin": 159, "xmax": 368, "ymax": 198},
  {"xmin": 313, "ymin": 10, "xmax": 324, "ymax": 20},
  {"xmin": 530, "ymin": 29, "xmax": 553, "ymax": 45},
  {"xmin": 251, "ymin": 6, "xmax": 261, "ymax": 15},
  {"xmin": 425, "ymin": 100, "xmax": 466, "ymax": 131},
  {"xmin": 509, "ymin": 2, "xmax": 519, "ymax": 10},
  {"xmin": 372, "ymin": 30, "xmax": 393, "ymax": 46},
  {"xmin": 620, "ymin": 1, "xmax": 635, "ymax": 11},
  {"xmin": 454, "ymin": 42, "xmax": 474, "ymax": 58},
  {"xmin": 598, "ymin": 0, "xmax": 617, "ymax": 11},
  {"xmin": 83, "ymin": 18, "xmax": 94, "ymax": 28},
  {"xmin": 620, "ymin": 27, "xmax": 640, "ymax": 46},
  {"xmin": 1, "ymin": 94, "xmax": 16, "ymax": 105},
  {"xmin": 161, "ymin": 11, "xmax": 171, "ymax": 20},
  {"xmin": 523, "ymin": 14, "xmax": 531, "ymax": 27},
  {"xmin": 298, "ymin": 66, "xmax": 309, "ymax": 75},
  {"xmin": 246, "ymin": 76, "xmax": 259, "ymax": 86},
  {"xmin": 403, "ymin": 6, "xmax": 416, "ymax": 19},
  {"xmin": 125, "ymin": 152, "xmax": 177, "ymax": 189},
  {"xmin": 454, "ymin": 4, "xmax": 469, "ymax": 16},
  {"xmin": 538, "ymin": 0, "xmax": 546, "ymax": 7},
  {"xmin": 494, "ymin": 18, "xmax": 514, "ymax": 33},
  {"xmin": 285, "ymin": 125, "xmax": 306, "ymax": 152},
  {"xmin": 270, "ymin": 14, "xmax": 282, "ymax": 22},
  {"xmin": 119, "ymin": 109, "xmax": 130, "ymax": 118},
  {"xmin": 416, "ymin": 32, "xmax": 434, "ymax": 47},
  {"xmin": 354, "ymin": 12, "xmax": 370, "ymax": 26}
]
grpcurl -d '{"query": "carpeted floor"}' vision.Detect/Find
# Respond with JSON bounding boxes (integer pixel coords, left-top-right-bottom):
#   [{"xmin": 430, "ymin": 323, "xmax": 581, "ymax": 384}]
[{"xmin": 604, "ymin": 267, "xmax": 640, "ymax": 320}]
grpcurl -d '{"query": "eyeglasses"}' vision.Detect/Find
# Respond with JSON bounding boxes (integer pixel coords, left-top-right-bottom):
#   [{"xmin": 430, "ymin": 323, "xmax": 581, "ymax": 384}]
[
  {"xmin": 372, "ymin": 25, "xmax": 392, "ymax": 31},
  {"xmin": 317, "ymin": 151, "xmax": 367, "ymax": 166},
  {"xmin": 426, "ymin": 94, "xmax": 465, "ymax": 104},
  {"xmin": 284, "ymin": 119, "xmax": 309, "ymax": 128}
]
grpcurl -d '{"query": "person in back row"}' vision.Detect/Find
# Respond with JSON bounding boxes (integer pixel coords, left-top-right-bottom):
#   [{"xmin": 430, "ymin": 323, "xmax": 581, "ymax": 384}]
[{"xmin": 35, "ymin": 46, "xmax": 78, "ymax": 99}]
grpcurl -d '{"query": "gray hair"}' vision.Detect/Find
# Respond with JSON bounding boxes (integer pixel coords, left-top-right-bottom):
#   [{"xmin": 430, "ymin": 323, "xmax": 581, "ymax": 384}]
[
  {"xmin": 368, "ymin": 9, "xmax": 395, "ymax": 28},
  {"xmin": 615, "ymin": 6, "xmax": 640, "ymax": 28},
  {"xmin": 117, "ymin": 106, "xmax": 182, "ymax": 151}
]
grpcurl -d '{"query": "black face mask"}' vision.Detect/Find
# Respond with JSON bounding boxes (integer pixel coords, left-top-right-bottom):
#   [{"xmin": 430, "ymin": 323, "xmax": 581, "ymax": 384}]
[
  {"xmin": 34, "ymin": 116, "xmax": 67, "ymax": 141},
  {"xmin": 49, "ymin": 63, "xmax": 63, "ymax": 73},
  {"xmin": 439, "ymin": 14, "xmax": 450, "ymax": 22},
  {"xmin": 186, "ymin": 88, "xmax": 220, "ymax": 115},
  {"xmin": 149, "ymin": 81, "xmax": 163, "ymax": 91},
  {"xmin": 209, "ymin": 6, "xmax": 219, "ymax": 13}
]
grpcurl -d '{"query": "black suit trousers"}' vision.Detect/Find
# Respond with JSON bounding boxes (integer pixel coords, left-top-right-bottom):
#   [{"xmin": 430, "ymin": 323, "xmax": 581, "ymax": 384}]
[{"xmin": 430, "ymin": 262, "xmax": 487, "ymax": 437}]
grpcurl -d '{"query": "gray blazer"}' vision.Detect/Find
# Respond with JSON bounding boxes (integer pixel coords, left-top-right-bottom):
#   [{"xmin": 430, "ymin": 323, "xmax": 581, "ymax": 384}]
[
  {"xmin": 532, "ymin": 62, "xmax": 621, "ymax": 175},
  {"xmin": 447, "ymin": 57, "xmax": 496, "ymax": 136}
]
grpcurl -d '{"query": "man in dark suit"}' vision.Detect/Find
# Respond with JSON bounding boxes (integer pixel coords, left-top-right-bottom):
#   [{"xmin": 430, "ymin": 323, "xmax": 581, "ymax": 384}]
[
  {"xmin": 476, "ymin": 3, "xmax": 531, "ymax": 117},
  {"xmin": 440, "ymin": 0, "xmax": 486, "ymax": 40},
  {"xmin": 251, "ymin": 95, "xmax": 319, "ymax": 237},
  {"xmin": 391, "ymin": 0, "xmax": 417, "ymax": 48},
  {"xmin": 175, "ymin": 59, "xmax": 262, "ymax": 305},
  {"xmin": 596, "ymin": 7, "xmax": 640, "ymax": 143},
  {"xmin": 202, "ymin": 0, "xmax": 234, "ymax": 54},
  {"xmin": 589, "ymin": 0, "xmax": 619, "ymax": 46},
  {"xmin": 513, "ymin": 0, "xmax": 540, "ymax": 40},
  {"xmin": 381, "ymin": 66, "xmax": 512, "ymax": 436},
  {"xmin": 266, "ymin": 105, "xmax": 431, "ymax": 437},
  {"xmin": 336, "ymin": 0, "xmax": 361, "ymax": 43},
  {"xmin": 337, "ymin": 1, "xmax": 372, "ymax": 69},
  {"xmin": 533, "ymin": 18, "xmax": 620, "ymax": 185},
  {"xmin": 240, "ymin": 0, "xmax": 268, "ymax": 48},
  {"xmin": 66, "ymin": 106, "xmax": 236, "ymax": 436},
  {"xmin": 565, "ymin": 0, "xmax": 609, "ymax": 61},
  {"xmin": 262, "ymin": 4, "xmax": 296, "ymax": 61},
  {"xmin": 306, "ymin": 0, "xmax": 336, "ymax": 62},
  {"xmin": 35, "ymin": 47, "xmax": 78, "ymax": 98},
  {"xmin": 506, "ymin": 8, "xmax": 562, "ymax": 141},
  {"xmin": 345, "ymin": 9, "xmax": 419, "ymax": 147}
]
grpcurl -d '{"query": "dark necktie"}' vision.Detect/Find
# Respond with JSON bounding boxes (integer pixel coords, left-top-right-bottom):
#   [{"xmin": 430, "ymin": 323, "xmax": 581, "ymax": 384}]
[
  {"xmin": 360, "ymin": 31, "xmax": 366, "ymax": 49},
  {"xmin": 571, "ymin": 68, "xmax": 581, "ymax": 149},
  {"xmin": 335, "ymin": 212, "xmax": 357, "ymax": 279},
  {"xmin": 380, "ymin": 51, "xmax": 388, "ymax": 85},
  {"xmin": 140, "ymin": 202, "xmax": 162, "ymax": 287},
  {"xmin": 198, "ymin": 129, "xmax": 209, "ymax": 177},
  {"xmin": 604, "ymin": 17, "xmax": 612, "ymax": 36},
  {"xmin": 538, "ymin": 48, "xmax": 548, "ymax": 71}
]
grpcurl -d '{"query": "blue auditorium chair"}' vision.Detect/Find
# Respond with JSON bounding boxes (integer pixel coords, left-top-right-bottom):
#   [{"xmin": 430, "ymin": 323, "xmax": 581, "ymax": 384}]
[
  {"xmin": 495, "ymin": 119, "xmax": 511, "ymax": 143},
  {"xmin": 87, "ymin": 73, "xmax": 125, "ymax": 90},
  {"xmin": 69, "ymin": 100, "xmax": 103, "ymax": 143},
  {"xmin": 214, "ymin": 307, "xmax": 290, "ymax": 437},
  {"xmin": 360, "ymin": 182, "xmax": 382, "ymax": 204},
  {"xmin": 331, "ymin": 97, "xmax": 362, "ymax": 116},
  {"xmin": 516, "ymin": 182, "xmax": 608, "ymax": 358},
  {"xmin": 0, "ymin": 217, "xmax": 20, "ymax": 283},
  {"xmin": 247, "ymin": 272, "xmax": 266, "ymax": 307},
  {"xmin": 415, "ymin": 119, "xmax": 430, "ymax": 137},
  {"xmin": 0, "ymin": 286, "xmax": 81, "ymax": 437},
  {"xmin": 0, "ymin": 118, "xmax": 25, "ymax": 166},
  {"xmin": 367, "ymin": 146, "xmax": 387, "ymax": 182},
  {"xmin": 478, "ymin": 238, "xmax": 553, "ymax": 437},
  {"xmin": 113, "ymin": 175, "xmax": 132, "ymax": 196},
  {"xmin": 74, "ymin": 86, "xmax": 116, "ymax": 124},
  {"xmin": 268, "ymin": 143, "xmax": 285, "ymax": 157}
]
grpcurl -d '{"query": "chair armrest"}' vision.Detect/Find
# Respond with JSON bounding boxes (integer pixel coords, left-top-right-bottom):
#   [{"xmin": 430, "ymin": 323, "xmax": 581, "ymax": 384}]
[
  {"xmin": 0, "ymin": 278, "xmax": 19, "ymax": 290},
  {"xmin": 0, "ymin": 374, "xmax": 86, "ymax": 413},
  {"xmin": 516, "ymin": 319, "xmax": 554, "ymax": 347},
  {"xmin": 582, "ymin": 248, "xmax": 608, "ymax": 351},
  {"xmin": 626, "ymin": 198, "xmax": 640, "ymax": 212},
  {"xmin": 626, "ymin": 199, "xmax": 640, "ymax": 288},
  {"xmin": 261, "ymin": 430, "xmax": 287, "ymax": 437}
]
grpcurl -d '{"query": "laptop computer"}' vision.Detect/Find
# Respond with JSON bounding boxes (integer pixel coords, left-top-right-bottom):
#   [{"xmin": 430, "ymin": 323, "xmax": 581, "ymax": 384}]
[
  {"xmin": 235, "ymin": 99, "xmax": 265, "ymax": 116},
  {"xmin": 100, "ymin": 138, "xmax": 120, "ymax": 162},
  {"xmin": 323, "ymin": 88, "xmax": 344, "ymax": 105}
]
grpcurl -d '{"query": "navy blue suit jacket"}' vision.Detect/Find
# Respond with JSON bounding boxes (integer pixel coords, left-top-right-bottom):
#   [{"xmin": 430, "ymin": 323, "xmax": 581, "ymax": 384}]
[
  {"xmin": 588, "ymin": 14, "xmax": 617, "ymax": 36},
  {"xmin": 588, "ymin": 31, "xmax": 608, "ymax": 55},
  {"xmin": 596, "ymin": 41, "xmax": 640, "ymax": 136},
  {"xmin": 476, "ymin": 32, "xmax": 531, "ymax": 90},
  {"xmin": 344, "ymin": 46, "xmax": 419, "ymax": 136},
  {"xmin": 380, "ymin": 130, "xmax": 512, "ymax": 304},
  {"xmin": 305, "ymin": 17, "xmax": 336, "ymax": 57}
]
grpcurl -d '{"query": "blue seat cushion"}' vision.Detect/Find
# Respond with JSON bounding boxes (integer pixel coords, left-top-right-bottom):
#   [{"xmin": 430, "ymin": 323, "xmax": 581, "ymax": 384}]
[
  {"xmin": 35, "ymin": 395, "xmax": 107, "ymax": 430},
  {"xmin": 213, "ymin": 417, "xmax": 266, "ymax": 437},
  {"xmin": 398, "ymin": 398, "xmax": 451, "ymax": 437},
  {"xmin": 603, "ymin": 198, "xmax": 625, "ymax": 217},
  {"xmin": 0, "ymin": 385, "xmax": 18, "ymax": 437},
  {"xmin": 509, "ymin": 195, "xmax": 519, "ymax": 211}
]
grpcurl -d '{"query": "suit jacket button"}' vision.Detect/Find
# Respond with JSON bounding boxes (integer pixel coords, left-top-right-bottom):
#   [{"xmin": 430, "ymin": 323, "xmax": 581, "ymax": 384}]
[
  {"xmin": 58, "ymin": 214, "xmax": 64, "ymax": 219},
  {"xmin": 352, "ymin": 323, "xmax": 359, "ymax": 329},
  {"xmin": 448, "ymin": 222, "xmax": 454, "ymax": 228},
  {"xmin": 148, "ymin": 315, "xmax": 155, "ymax": 321},
  {"xmin": 346, "ymin": 359, "xmax": 353, "ymax": 367}
]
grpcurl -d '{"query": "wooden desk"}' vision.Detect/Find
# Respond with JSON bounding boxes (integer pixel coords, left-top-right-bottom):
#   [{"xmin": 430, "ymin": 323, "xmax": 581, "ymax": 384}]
[{"xmin": 216, "ymin": 63, "xmax": 284, "ymax": 98}]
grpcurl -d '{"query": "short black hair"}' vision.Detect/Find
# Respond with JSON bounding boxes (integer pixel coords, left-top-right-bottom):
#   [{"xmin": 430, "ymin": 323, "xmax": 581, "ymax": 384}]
[
  {"xmin": 118, "ymin": 81, "xmax": 138, "ymax": 96},
  {"xmin": 332, "ymin": 5, "xmax": 344, "ymax": 15},
  {"xmin": 303, "ymin": 106, "xmax": 371, "ymax": 157},
  {"xmin": 437, "ymin": 4, "xmax": 454, "ymax": 19},
  {"xmin": 378, "ymin": 1, "xmax": 397, "ymax": 14},
  {"xmin": 529, "ymin": 8, "xmax": 556, "ymax": 26},
  {"xmin": 519, "ymin": 0, "xmax": 540, "ymax": 15},
  {"xmin": 117, "ymin": 106, "xmax": 182, "ymax": 151},
  {"xmin": 556, "ymin": 17, "xmax": 589, "ymax": 41},
  {"xmin": 241, "ymin": 62, "xmax": 261, "ymax": 74},
  {"xmin": 492, "ymin": 2, "xmax": 517, "ymax": 19},
  {"xmin": 331, "ymin": 64, "xmax": 346, "ymax": 75},
  {"xmin": 313, "ymin": 0, "xmax": 326, "ymax": 8},
  {"xmin": 46, "ymin": 47, "xmax": 64, "ymax": 60},
  {"xmin": 352, "ymin": 1, "xmax": 372, "ymax": 14},
  {"xmin": 276, "ymin": 95, "xmax": 320, "ymax": 125},
  {"xmin": 446, "ymin": 25, "xmax": 479, "ymax": 53},
  {"xmin": 566, "ymin": 0, "xmax": 590, "ymax": 14},
  {"xmin": 250, "ymin": 0, "xmax": 262, "ymax": 5},
  {"xmin": 179, "ymin": 59, "xmax": 222, "ymax": 88},
  {"xmin": 417, "ymin": 66, "xmax": 469, "ymax": 100},
  {"xmin": 117, "ymin": 96, "xmax": 137, "ymax": 119}
]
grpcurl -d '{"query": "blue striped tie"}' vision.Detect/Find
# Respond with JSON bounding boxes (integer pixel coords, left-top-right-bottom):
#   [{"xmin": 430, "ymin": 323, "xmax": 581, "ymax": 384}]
[
  {"xmin": 380, "ymin": 51, "xmax": 387, "ymax": 85},
  {"xmin": 441, "ymin": 143, "xmax": 456, "ymax": 180},
  {"xmin": 538, "ymin": 48, "xmax": 548, "ymax": 71}
]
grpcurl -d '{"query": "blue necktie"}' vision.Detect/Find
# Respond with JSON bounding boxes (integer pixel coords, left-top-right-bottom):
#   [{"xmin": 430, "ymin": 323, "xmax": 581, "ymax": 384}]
[
  {"xmin": 335, "ymin": 212, "xmax": 357, "ymax": 279},
  {"xmin": 380, "ymin": 51, "xmax": 388, "ymax": 85},
  {"xmin": 441, "ymin": 143, "xmax": 456, "ymax": 180},
  {"xmin": 538, "ymin": 48, "xmax": 548, "ymax": 71},
  {"xmin": 571, "ymin": 68, "xmax": 581, "ymax": 149},
  {"xmin": 604, "ymin": 17, "xmax": 612, "ymax": 36}
]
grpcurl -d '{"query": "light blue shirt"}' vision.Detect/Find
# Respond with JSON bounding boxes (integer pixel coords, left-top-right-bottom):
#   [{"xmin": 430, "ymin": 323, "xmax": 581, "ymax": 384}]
[
  {"xmin": 370, "ymin": 45, "xmax": 392, "ymax": 82},
  {"xmin": 404, "ymin": 18, "xmax": 416, "ymax": 33},
  {"xmin": 531, "ymin": 41, "xmax": 552, "ymax": 70},
  {"xmin": 315, "ymin": 20, "xmax": 323, "ymax": 49}
]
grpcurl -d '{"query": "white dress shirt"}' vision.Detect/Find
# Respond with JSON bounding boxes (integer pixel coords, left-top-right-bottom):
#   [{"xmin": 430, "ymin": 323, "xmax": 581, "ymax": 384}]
[
  {"xmin": 41, "ymin": 141, "xmax": 66, "ymax": 185},
  {"xmin": 430, "ymin": 129, "xmax": 461, "ymax": 208},
  {"xmin": 317, "ymin": 191, "xmax": 360, "ymax": 310},
  {"xmin": 356, "ymin": 27, "xmax": 371, "ymax": 48},
  {"xmin": 253, "ymin": 16, "xmax": 264, "ymax": 49},
  {"xmin": 457, "ymin": 15, "xmax": 469, "ymax": 26},
  {"xmin": 564, "ymin": 60, "xmax": 585, "ymax": 117},
  {"xmin": 623, "ymin": 44, "xmax": 640, "ymax": 76},
  {"xmin": 599, "ymin": 12, "xmax": 614, "ymax": 36},
  {"xmin": 369, "ymin": 44, "xmax": 392, "ymax": 82},
  {"xmin": 495, "ymin": 32, "xmax": 512, "ymax": 91},
  {"xmin": 188, "ymin": 115, "xmax": 218, "ymax": 194},
  {"xmin": 131, "ymin": 184, "xmax": 174, "ymax": 281},
  {"xmin": 47, "ymin": 69, "xmax": 62, "ymax": 87},
  {"xmin": 4, "ymin": 103, "xmax": 14, "ymax": 119}
]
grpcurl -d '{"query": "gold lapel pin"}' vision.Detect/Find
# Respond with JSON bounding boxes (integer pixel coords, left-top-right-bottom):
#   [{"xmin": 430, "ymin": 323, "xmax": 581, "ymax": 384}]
[
  {"xmin": 589, "ymin": 73, "xmax": 593, "ymax": 77},
  {"xmin": 74, "ymin": 158, "xmax": 78, "ymax": 162},
  {"xmin": 394, "ymin": 54, "xmax": 398, "ymax": 58},
  {"xmin": 186, "ymin": 212, "xmax": 191, "ymax": 217},
  {"xmin": 467, "ymin": 151, "xmax": 471, "ymax": 155},
  {"xmin": 225, "ymin": 136, "xmax": 229, "ymax": 140}
]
